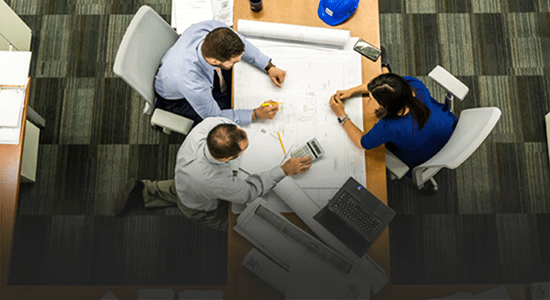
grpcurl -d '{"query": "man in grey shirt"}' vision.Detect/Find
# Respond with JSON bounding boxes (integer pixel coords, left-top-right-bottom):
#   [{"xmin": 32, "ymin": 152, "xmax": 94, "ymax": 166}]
[{"xmin": 114, "ymin": 117, "xmax": 312, "ymax": 231}]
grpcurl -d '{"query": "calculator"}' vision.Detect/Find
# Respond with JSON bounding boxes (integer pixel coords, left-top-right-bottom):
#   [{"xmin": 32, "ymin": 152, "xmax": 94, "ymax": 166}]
[{"xmin": 290, "ymin": 138, "xmax": 325, "ymax": 161}]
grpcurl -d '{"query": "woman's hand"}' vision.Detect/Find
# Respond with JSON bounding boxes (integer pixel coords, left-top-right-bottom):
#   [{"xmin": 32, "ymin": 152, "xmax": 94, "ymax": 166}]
[
  {"xmin": 333, "ymin": 89, "xmax": 354, "ymax": 101},
  {"xmin": 329, "ymin": 94, "xmax": 346, "ymax": 117}
]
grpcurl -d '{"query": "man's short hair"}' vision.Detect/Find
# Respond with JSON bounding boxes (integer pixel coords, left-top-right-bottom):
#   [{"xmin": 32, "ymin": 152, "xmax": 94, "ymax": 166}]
[
  {"xmin": 207, "ymin": 123, "xmax": 247, "ymax": 159},
  {"xmin": 201, "ymin": 27, "xmax": 245, "ymax": 62}
]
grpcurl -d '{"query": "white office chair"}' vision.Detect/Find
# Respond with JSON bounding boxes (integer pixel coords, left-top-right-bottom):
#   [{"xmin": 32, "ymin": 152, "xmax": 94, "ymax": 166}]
[
  {"xmin": 386, "ymin": 66, "xmax": 501, "ymax": 191},
  {"xmin": 113, "ymin": 5, "xmax": 193, "ymax": 135}
]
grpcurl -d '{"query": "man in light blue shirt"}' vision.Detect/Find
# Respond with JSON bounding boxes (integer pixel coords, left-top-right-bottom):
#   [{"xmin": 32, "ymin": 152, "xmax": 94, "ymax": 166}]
[
  {"xmin": 114, "ymin": 117, "xmax": 312, "ymax": 231},
  {"xmin": 154, "ymin": 20, "xmax": 286, "ymax": 125}
]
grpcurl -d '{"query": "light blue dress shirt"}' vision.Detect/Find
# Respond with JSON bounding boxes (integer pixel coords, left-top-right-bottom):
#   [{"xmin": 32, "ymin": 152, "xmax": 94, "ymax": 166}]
[
  {"xmin": 175, "ymin": 117, "xmax": 286, "ymax": 211},
  {"xmin": 155, "ymin": 20, "xmax": 271, "ymax": 125}
]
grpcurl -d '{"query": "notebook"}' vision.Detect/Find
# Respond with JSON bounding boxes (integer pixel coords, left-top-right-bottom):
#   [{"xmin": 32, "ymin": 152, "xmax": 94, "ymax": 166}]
[{"xmin": 313, "ymin": 177, "xmax": 396, "ymax": 257}]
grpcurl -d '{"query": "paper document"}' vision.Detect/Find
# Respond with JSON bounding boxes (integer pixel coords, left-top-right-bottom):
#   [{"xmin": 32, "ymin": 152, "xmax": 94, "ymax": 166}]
[
  {"xmin": 0, "ymin": 51, "xmax": 32, "ymax": 86},
  {"xmin": 272, "ymin": 177, "xmax": 389, "ymax": 295},
  {"xmin": 238, "ymin": 20, "xmax": 350, "ymax": 49},
  {"xmin": 0, "ymin": 89, "xmax": 25, "ymax": 127},
  {"xmin": 235, "ymin": 21, "xmax": 365, "ymax": 197},
  {"xmin": 234, "ymin": 199, "xmax": 375, "ymax": 299},
  {"xmin": 173, "ymin": 0, "xmax": 233, "ymax": 34},
  {"xmin": 239, "ymin": 126, "xmax": 286, "ymax": 174}
]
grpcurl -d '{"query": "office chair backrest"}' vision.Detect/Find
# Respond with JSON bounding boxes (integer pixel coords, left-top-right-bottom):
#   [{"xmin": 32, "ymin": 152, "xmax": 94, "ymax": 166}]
[
  {"xmin": 412, "ymin": 107, "xmax": 501, "ymax": 186},
  {"xmin": 113, "ymin": 5, "xmax": 178, "ymax": 114}
]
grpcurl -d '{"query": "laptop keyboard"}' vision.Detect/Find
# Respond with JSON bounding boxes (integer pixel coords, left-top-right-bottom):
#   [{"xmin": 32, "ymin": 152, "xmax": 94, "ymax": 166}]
[{"xmin": 328, "ymin": 191, "xmax": 383, "ymax": 240}]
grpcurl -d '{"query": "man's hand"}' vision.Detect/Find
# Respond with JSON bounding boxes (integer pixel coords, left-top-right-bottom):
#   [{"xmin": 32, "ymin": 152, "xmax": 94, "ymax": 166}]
[
  {"xmin": 281, "ymin": 157, "xmax": 313, "ymax": 176},
  {"xmin": 329, "ymin": 94, "xmax": 346, "ymax": 117},
  {"xmin": 268, "ymin": 67, "xmax": 286, "ymax": 88},
  {"xmin": 253, "ymin": 100, "xmax": 279, "ymax": 120}
]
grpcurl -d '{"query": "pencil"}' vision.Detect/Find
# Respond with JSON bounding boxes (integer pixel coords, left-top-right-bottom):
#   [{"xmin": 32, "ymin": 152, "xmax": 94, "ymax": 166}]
[
  {"xmin": 261, "ymin": 102, "xmax": 283, "ymax": 107},
  {"xmin": 277, "ymin": 132, "xmax": 286, "ymax": 154}
]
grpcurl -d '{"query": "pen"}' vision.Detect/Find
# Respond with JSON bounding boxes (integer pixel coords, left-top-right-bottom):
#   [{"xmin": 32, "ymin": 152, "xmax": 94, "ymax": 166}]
[
  {"xmin": 261, "ymin": 102, "xmax": 283, "ymax": 107},
  {"xmin": 277, "ymin": 132, "xmax": 286, "ymax": 154}
]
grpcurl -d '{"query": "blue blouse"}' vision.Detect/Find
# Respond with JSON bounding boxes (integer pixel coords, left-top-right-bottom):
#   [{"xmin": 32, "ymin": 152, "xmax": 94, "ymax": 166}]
[{"xmin": 360, "ymin": 76, "xmax": 458, "ymax": 169}]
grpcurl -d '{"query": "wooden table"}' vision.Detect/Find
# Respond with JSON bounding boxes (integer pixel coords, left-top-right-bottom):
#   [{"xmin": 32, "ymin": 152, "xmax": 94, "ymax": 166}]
[
  {"xmin": 0, "ymin": 81, "xmax": 31, "ymax": 298},
  {"xmin": 226, "ymin": 1, "xmax": 528, "ymax": 300},
  {"xmin": 226, "ymin": 0, "xmax": 387, "ymax": 299}
]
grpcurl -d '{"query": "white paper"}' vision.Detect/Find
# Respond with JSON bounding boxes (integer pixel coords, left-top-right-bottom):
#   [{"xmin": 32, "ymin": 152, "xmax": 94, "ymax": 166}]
[
  {"xmin": 0, "ymin": 88, "xmax": 26, "ymax": 145},
  {"xmin": 238, "ymin": 20, "xmax": 350, "ymax": 49},
  {"xmin": 234, "ymin": 199, "xmax": 381, "ymax": 299},
  {"xmin": 0, "ymin": 89, "xmax": 25, "ymax": 127},
  {"xmin": 173, "ymin": 0, "xmax": 233, "ymax": 34},
  {"xmin": 174, "ymin": 0, "xmax": 213, "ymax": 34},
  {"xmin": 212, "ymin": 0, "xmax": 233, "ymax": 26},
  {"xmin": 234, "ymin": 36, "xmax": 365, "ymax": 198},
  {"xmin": 239, "ymin": 126, "xmax": 286, "ymax": 174},
  {"xmin": 0, "ymin": 51, "xmax": 32, "ymax": 86},
  {"xmin": 272, "ymin": 177, "xmax": 388, "ymax": 295}
]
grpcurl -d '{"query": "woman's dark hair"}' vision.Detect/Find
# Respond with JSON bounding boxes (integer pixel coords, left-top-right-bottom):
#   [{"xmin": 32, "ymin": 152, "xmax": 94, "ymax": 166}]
[
  {"xmin": 201, "ymin": 27, "xmax": 245, "ymax": 62},
  {"xmin": 207, "ymin": 124, "xmax": 247, "ymax": 159},
  {"xmin": 367, "ymin": 73, "xmax": 431, "ymax": 131}
]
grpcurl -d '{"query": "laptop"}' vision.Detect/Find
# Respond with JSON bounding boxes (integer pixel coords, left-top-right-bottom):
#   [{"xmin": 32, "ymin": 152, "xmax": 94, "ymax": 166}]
[{"xmin": 313, "ymin": 177, "xmax": 396, "ymax": 257}]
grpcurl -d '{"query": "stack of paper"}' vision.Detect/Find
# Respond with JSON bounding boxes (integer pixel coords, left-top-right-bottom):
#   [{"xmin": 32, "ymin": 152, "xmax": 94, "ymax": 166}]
[
  {"xmin": 172, "ymin": 0, "xmax": 233, "ymax": 34},
  {"xmin": 0, "ymin": 51, "xmax": 32, "ymax": 145}
]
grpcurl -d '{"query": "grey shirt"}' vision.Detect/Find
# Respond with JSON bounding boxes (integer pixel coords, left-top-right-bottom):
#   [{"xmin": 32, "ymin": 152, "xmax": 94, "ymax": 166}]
[{"xmin": 175, "ymin": 117, "xmax": 286, "ymax": 211}]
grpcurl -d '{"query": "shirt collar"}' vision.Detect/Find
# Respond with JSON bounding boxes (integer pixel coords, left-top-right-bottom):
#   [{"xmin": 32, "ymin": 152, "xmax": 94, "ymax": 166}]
[
  {"xmin": 197, "ymin": 41, "xmax": 217, "ymax": 74},
  {"xmin": 203, "ymin": 144, "xmax": 226, "ymax": 165}
]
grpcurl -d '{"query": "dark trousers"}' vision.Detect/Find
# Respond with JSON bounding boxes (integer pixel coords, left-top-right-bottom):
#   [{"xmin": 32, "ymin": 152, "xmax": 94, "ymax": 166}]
[
  {"xmin": 142, "ymin": 179, "xmax": 228, "ymax": 231},
  {"xmin": 155, "ymin": 68, "xmax": 233, "ymax": 126}
]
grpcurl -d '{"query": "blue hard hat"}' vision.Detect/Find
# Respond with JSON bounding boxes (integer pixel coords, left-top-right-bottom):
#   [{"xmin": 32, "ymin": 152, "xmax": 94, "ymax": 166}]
[{"xmin": 318, "ymin": 0, "xmax": 360, "ymax": 26}]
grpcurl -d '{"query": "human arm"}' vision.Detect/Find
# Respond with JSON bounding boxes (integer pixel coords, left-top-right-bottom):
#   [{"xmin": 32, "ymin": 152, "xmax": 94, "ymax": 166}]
[
  {"xmin": 211, "ymin": 157, "xmax": 311, "ymax": 205},
  {"xmin": 182, "ymin": 83, "xmax": 254, "ymax": 124},
  {"xmin": 333, "ymin": 83, "xmax": 369, "ymax": 102},
  {"xmin": 329, "ymin": 95, "xmax": 365, "ymax": 149},
  {"xmin": 235, "ymin": 30, "xmax": 286, "ymax": 88}
]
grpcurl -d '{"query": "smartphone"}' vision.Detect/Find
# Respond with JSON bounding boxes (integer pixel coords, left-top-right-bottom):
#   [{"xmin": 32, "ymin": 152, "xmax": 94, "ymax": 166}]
[{"xmin": 353, "ymin": 38, "xmax": 382, "ymax": 61}]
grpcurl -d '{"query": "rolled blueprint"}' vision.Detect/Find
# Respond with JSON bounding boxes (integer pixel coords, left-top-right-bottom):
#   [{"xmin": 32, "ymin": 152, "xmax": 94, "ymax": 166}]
[{"xmin": 237, "ymin": 19, "xmax": 351, "ymax": 48}]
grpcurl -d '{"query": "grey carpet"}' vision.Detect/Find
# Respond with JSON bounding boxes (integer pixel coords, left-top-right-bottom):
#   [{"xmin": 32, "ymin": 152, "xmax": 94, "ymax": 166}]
[
  {"xmin": 380, "ymin": 0, "xmax": 550, "ymax": 284},
  {"xmin": 7, "ymin": 0, "xmax": 227, "ymax": 286},
  {"xmin": 6, "ymin": 0, "xmax": 550, "ymax": 286}
]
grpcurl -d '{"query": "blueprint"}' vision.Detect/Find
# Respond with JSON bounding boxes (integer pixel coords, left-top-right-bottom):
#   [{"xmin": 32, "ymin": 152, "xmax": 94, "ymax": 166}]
[{"xmin": 234, "ymin": 25, "xmax": 366, "ymax": 200}]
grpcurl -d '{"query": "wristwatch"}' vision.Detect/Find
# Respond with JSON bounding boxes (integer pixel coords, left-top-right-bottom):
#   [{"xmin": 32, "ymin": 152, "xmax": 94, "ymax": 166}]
[{"xmin": 337, "ymin": 114, "xmax": 350, "ymax": 124}]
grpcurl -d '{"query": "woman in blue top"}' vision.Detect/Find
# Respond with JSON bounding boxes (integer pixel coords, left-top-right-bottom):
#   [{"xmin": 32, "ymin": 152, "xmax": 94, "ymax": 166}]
[{"xmin": 329, "ymin": 71, "xmax": 458, "ymax": 171}]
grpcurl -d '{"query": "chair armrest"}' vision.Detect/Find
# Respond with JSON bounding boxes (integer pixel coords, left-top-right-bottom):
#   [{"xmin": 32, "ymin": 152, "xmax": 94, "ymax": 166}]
[
  {"xmin": 428, "ymin": 65, "xmax": 469, "ymax": 100},
  {"xmin": 151, "ymin": 109, "xmax": 193, "ymax": 135},
  {"xmin": 385, "ymin": 149, "xmax": 409, "ymax": 179}
]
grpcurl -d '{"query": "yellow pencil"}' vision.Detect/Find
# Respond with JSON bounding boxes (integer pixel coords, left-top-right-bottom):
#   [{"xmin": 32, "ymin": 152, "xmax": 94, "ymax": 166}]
[
  {"xmin": 261, "ymin": 102, "xmax": 283, "ymax": 107},
  {"xmin": 277, "ymin": 132, "xmax": 286, "ymax": 154}
]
